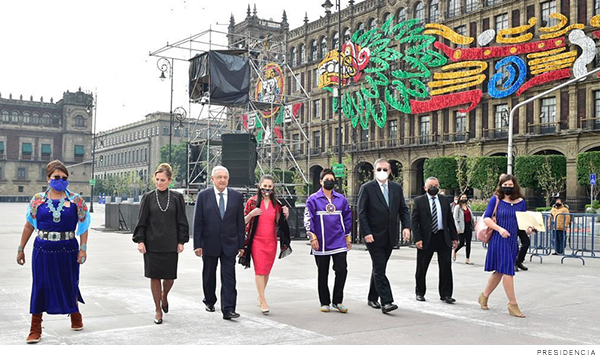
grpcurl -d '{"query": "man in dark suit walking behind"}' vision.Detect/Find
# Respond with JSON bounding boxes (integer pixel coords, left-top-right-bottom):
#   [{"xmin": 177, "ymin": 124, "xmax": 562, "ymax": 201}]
[
  {"xmin": 411, "ymin": 177, "xmax": 459, "ymax": 304},
  {"xmin": 358, "ymin": 158, "xmax": 411, "ymax": 314},
  {"xmin": 194, "ymin": 165, "xmax": 245, "ymax": 320}
]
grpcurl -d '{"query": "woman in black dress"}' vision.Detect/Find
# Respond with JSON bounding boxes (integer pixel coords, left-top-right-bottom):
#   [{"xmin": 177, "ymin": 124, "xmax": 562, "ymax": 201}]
[{"xmin": 133, "ymin": 163, "xmax": 189, "ymax": 324}]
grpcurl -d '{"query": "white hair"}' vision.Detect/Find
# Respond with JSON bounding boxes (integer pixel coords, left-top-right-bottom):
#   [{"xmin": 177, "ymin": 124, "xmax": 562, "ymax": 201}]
[
  {"xmin": 425, "ymin": 177, "xmax": 439, "ymax": 186},
  {"xmin": 211, "ymin": 166, "xmax": 229, "ymax": 177}
]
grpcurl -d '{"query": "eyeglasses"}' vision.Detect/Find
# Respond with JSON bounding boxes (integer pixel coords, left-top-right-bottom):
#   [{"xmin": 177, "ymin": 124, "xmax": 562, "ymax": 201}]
[
  {"xmin": 52, "ymin": 175, "xmax": 68, "ymax": 181},
  {"xmin": 376, "ymin": 168, "xmax": 389, "ymax": 172}
]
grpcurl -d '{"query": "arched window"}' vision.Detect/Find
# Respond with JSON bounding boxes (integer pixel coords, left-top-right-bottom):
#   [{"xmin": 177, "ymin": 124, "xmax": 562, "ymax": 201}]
[
  {"xmin": 356, "ymin": 22, "xmax": 365, "ymax": 37},
  {"xmin": 397, "ymin": 7, "xmax": 407, "ymax": 22},
  {"xmin": 320, "ymin": 36, "xmax": 328, "ymax": 57},
  {"xmin": 23, "ymin": 112, "xmax": 30, "ymax": 124},
  {"xmin": 11, "ymin": 111, "xmax": 19, "ymax": 123},
  {"xmin": 42, "ymin": 113, "xmax": 51, "ymax": 125},
  {"xmin": 343, "ymin": 28, "xmax": 351, "ymax": 42},
  {"xmin": 52, "ymin": 114, "xmax": 60, "ymax": 125},
  {"xmin": 75, "ymin": 115, "xmax": 85, "ymax": 127},
  {"xmin": 298, "ymin": 43, "xmax": 305, "ymax": 65},
  {"xmin": 430, "ymin": 0, "xmax": 441, "ymax": 22},
  {"xmin": 32, "ymin": 113, "xmax": 39, "ymax": 124},
  {"xmin": 1, "ymin": 111, "xmax": 9, "ymax": 122},
  {"xmin": 369, "ymin": 18, "xmax": 377, "ymax": 30},
  {"xmin": 310, "ymin": 40, "xmax": 317, "ymax": 61},
  {"xmin": 414, "ymin": 2, "xmax": 425, "ymax": 21},
  {"xmin": 332, "ymin": 31, "xmax": 339, "ymax": 49},
  {"xmin": 383, "ymin": 12, "xmax": 393, "ymax": 24},
  {"xmin": 290, "ymin": 47, "xmax": 297, "ymax": 67}
]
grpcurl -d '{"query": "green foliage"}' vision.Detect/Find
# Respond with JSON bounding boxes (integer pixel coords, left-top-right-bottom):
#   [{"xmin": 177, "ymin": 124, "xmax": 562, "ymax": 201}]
[
  {"xmin": 424, "ymin": 157, "xmax": 458, "ymax": 190},
  {"xmin": 470, "ymin": 157, "xmax": 507, "ymax": 199},
  {"xmin": 585, "ymin": 200, "xmax": 600, "ymax": 213},
  {"xmin": 577, "ymin": 151, "xmax": 600, "ymax": 200},
  {"xmin": 469, "ymin": 199, "xmax": 489, "ymax": 212},
  {"xmin": 514, "ymin": 155, "xmax": 566, "ymax": 189},
  {"xmin": 535, "ymin": 207, "xmax": 552, "ymax": 212},
  {"xmin": 159, "ymin": 142, "xmax": 188, "ymax": 183}
]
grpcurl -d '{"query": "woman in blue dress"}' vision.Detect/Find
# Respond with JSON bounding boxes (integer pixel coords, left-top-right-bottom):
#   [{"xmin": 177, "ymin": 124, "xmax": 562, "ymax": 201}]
[
  {"xmin": 478, "ymin": 174, "xmax": 532, "ymax": 318},
  {"xmin": 17, "ymin": 160, "xmax": 90, "ymax": 343}
]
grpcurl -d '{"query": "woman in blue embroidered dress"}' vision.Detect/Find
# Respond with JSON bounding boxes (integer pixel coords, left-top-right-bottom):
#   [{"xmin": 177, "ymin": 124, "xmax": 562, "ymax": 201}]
[
  {"xmin": 478, "ymin": 174, "xmax": 532, "ymax": 318},
  {"xmin": 17, "ymin": 160, "xmax": 90, "ymax": 343}
]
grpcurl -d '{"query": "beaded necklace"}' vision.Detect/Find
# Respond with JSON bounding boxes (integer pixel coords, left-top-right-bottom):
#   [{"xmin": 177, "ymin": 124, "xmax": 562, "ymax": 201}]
[
  {"xmin": 155, "ymin": 189, "xmax": 170, "ymax": 212},
  {"xmin": 45, "ymin": 193, "xmax": 67, "ymax": 223}
]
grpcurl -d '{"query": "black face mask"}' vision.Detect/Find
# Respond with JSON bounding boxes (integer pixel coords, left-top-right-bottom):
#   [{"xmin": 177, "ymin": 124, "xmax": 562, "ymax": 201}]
[
  {"xmin": 460, "ymin": 199, "xmax": 468, "ymax": 204},
  {"xmin": 555, "ymin": 203, "xmax": 562, "ymax": 207},
  {"xmin": 502, "ymin": 186, "xmax": 514, "ymax": 195},
  {"xmin": 427, "ymin": 187, "xmax": 439, "ymax": 196},
  {"xmin": 323, "ymin": 179, "xmax": 335, "ymax": 191}
]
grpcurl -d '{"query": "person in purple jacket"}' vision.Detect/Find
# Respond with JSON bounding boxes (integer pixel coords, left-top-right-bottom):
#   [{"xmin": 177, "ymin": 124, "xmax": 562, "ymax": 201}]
[{"xmin": 304, "ymin": 168, "xmax": 353, "ymax": 313}]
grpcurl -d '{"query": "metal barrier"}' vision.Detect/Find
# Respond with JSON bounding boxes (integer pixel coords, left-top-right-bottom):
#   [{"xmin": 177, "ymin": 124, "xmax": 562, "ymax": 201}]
[{"xmin": 554, "ymin": 212, "xmax": 600, "ymax": 265}]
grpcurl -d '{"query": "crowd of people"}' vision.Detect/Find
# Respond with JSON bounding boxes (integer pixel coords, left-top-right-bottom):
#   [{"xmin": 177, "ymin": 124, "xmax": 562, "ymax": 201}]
[{"xmin": 16, "ymin": 158, "xmax": 573, "ymax": 343}]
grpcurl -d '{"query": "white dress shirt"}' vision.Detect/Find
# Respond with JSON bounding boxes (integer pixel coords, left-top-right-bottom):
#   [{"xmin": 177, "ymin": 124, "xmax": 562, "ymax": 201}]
[
  {"xmin": 427, "ymin": 194, "xmax": 444, "ymax": 232},
  {"xmin": 213, "ymin": 186, "xmax": 228, "ymax": 210}
]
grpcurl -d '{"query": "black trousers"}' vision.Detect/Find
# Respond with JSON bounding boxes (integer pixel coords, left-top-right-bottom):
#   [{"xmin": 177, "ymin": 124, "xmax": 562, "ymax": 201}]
[
  {"xmin": 202, "ymin": 254, "xmax": 237, "ymax": 313},
  {"xmin": 455, "ymin": 222, "xmax": 473, "ymax": 259},
  {"xmin": 516, "ymin": 230, "xmax": 530, "ymax": 264},
  {"xmin": 367, "ymin": 243, "xmax": 394, "ymax": 305},
  {"xmin": 314, "ymin": 252, "xmax": 348, "ymax": 306},
  {"xmin": 415, "ymin": 231, "xmax": 453, "ymax": 298}
]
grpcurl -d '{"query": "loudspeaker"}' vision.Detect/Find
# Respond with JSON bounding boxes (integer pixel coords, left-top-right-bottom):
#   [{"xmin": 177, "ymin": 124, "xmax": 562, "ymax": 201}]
[{"xmin": 221, "ymin": 134, "xmax": 257, "ymax": 187}]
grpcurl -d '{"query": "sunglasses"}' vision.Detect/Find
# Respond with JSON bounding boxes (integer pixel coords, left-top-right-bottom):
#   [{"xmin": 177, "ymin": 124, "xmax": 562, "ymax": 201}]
[
  {"xmin": 52, "ymin": 175, "xmax": 68, "ymax": 181},
  {"xmin": 376, "ymin": 168, "xmax": 389, "ymax": 172}
]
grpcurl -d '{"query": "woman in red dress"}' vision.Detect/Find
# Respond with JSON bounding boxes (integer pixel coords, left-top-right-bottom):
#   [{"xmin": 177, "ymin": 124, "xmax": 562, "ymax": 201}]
[{"xmin": 243, "ymin": 175, "xmax": 288, "ymax": 314}]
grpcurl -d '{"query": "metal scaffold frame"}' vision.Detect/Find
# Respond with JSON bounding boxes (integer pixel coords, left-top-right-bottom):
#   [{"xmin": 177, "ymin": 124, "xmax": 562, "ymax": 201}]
[{"xmin": 149, "ymin": 27, "xmax": 311, "ymax": 195}]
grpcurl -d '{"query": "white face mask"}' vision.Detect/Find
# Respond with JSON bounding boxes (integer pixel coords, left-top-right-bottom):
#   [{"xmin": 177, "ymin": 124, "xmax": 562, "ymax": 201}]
[{"xmin": 375, "ymin": 171, "xmax": 389, "ymax": 181}]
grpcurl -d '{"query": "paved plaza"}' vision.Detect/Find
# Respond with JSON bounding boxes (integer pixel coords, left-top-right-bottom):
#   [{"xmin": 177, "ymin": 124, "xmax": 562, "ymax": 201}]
[{"xmin": 1, "ymin": 203, "xmax": 599, "ymax": 345}]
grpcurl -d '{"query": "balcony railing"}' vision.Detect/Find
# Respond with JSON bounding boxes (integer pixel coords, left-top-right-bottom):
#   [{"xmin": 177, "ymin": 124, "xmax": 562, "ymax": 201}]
[
  {"xmin": 580, "ymin": 118, "xmax": 600, "ymax": 131},
  {"xmin": 483, "ymin": 127, "xmax": 509, "ymax": 140},
  {"xmin": 527, "ymin": 122, "xmax": 558, "ymax": 135},
  {"xmin": 310, "ymin": 148, "xmax": 321, "ymax": 156},
  {"xmin": 443, "ymin": 132, "xmax": 468, "ymax": 142}
]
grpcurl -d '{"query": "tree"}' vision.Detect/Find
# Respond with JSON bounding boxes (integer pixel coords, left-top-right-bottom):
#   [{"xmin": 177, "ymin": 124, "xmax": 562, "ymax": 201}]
[
  {"xmin": 514, "ymin": 155, "xmax": 566, "ymax": 205},
  {"xmin": 160, "ymin": 142, "xmax": 188, "ymax": 184},
  {"xmin": 537, "ymin": 156, "xmax": 566, "ymax": 206},
  {"xmin": 471, "ymin": 156, "xmax": 507, "ymax": 199},
  {"xmin": 456, "ymin": 156, "xmax": 476, "ymax": 195},
  {"xmin": 577, "ymin": 151, "xmax": 600, "ymax": 200},
  {"xmin": 424, "ymin": 157, "xmax": 458, "ymax": 190}
]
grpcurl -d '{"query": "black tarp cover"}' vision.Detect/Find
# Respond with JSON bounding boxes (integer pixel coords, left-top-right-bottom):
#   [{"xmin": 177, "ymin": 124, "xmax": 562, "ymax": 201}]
[{"xmin": 188, "ymin": 50, "xmax": 250, "ymax": 106}]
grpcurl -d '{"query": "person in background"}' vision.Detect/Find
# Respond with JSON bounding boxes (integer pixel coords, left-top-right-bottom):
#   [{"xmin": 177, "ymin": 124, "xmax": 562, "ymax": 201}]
[
  {"xmin": 453, "ymin": 193, "xmax": 475, "ymax": 265},
  {"xmin": 452, "ymin": 195, "xmax": 460, "ymax": 211},
  {"xmin": 133, "ymin": 163, "xmax": 189, "ymax": 324},
  {"xmin": 17, "ymin": 160, "xmax": 90, "ymax": 343},
  {"xmin": 550, "ymin": 196, "xmax": 571, "ymax": 255}
]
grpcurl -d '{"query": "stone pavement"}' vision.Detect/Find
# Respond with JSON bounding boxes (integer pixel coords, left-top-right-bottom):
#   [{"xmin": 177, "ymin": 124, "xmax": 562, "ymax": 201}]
[{"xmin": 1, "ymin": 203, "xmax": 599, "ymax": 345}]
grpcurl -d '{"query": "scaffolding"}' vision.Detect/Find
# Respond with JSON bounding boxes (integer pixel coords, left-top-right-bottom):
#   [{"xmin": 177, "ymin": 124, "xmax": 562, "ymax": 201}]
[{"xmin": 149, "ymin": 27, "xmax": 311, "ymax": 196}]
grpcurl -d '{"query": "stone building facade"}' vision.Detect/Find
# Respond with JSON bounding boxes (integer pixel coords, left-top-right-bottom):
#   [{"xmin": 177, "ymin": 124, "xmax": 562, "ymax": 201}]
[
  {"xmin": 0, "ymin": 89, "xmax": 93, "ymax": 199},
  {"xmin": 231, "ymin": 0, "xmax": 600, "ymax": 208}
]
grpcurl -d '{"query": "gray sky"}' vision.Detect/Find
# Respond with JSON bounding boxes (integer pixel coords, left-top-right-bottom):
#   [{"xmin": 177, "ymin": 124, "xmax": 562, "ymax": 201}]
[{"xmin": 0, "ymin": 0, "xmax": 326, "ymax": 132}]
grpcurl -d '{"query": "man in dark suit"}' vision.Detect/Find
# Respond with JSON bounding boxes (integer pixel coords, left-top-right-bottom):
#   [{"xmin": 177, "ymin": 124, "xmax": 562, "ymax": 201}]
[
  {"xmin": 358, "ymin": 158, "xmax": 411, "ymax": 314},
  {"xmin": 193, "ymin": 165, "xmax": 245, "ymax": 320},
  {"xmin": 411, "ymin": 177, "xmax": 459, "ymax": 303}
]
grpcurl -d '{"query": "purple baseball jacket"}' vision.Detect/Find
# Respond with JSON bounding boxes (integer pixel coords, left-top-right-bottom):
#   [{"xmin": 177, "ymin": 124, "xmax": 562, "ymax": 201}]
[{"xmin": 304, "ymin": 188, "xmax": 352, "ymax": 256}]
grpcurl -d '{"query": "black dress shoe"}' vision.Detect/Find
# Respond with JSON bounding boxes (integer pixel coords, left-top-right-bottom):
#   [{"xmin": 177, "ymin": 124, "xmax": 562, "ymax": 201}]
[
  {"xmin": 381, "ymin": 303, "xmax": 398, "ymax": 314},
  {"xmin": 515, "ymin": 264, "xmax": 520, "ymax": 272},
  {"xmin": 367, "ymin": 300, "xmax": 381, "ymax": 309},
  {"xmin": 517, "ymin": 263, "xmax": 528, "ymax": 271},
  {"xmin": 416, "ymin": 295, "xmax": 426, "ymax": 302},
  {"xmin": 205, "ymin": 304, "xmax": 215, "ymax": 312},
  {"xmin": 440, "ymin": 296, "xmax": 456, "ymax": 304},
  {"xmin": 223, "ymin": 311, "xmax": 240, "ymax": 320}
]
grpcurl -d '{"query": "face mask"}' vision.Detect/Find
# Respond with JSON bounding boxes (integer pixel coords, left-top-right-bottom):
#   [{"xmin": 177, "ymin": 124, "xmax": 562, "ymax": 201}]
[
  {"xmin": 50, "ymin": 178, "xmax": 69, "ymax": 192},
  {"xmin": 502, "ymin": 186, "xmax": 514, "ymax": 195},
  {"xmin": 555, "ymin": 203, "xmax": 562, "ymax": 207},
  {"xmin": 375, "ymin": 171, "xmax": 389, "ymax": 181},
  {"xmin": 427, "ymin": 187, "xmax": 439, "ymax": 196},
  {"xmin": 261, "ymin": 188, "xmax": 272, "ymax": 197},
  {"xmin": 461, "ymin": 199, "xmax": 468, "ymax": 204},
  {"xmin": 323, "ymin": 179, "xmax": 335, "ymax": 191}
]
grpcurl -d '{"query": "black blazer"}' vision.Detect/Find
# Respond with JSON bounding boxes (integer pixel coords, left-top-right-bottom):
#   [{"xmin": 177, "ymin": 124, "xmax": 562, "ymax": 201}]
[
  {"xmin": 411, "ymin": 193, "xmax": 459, "ymax": 250},
  {"xmin": 193, "ymin": 187, "xmax": 245, "ymax": 257},
  {"xmin": 358, "ymin": 179, "xmax": 410, "ymax": 247}
]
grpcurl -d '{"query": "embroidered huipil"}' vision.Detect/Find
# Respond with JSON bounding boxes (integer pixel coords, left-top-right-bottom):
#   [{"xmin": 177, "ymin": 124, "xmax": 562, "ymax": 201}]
[{"xmin": 304, "ymin": 189, "xmax": 352, "ymax": 256}]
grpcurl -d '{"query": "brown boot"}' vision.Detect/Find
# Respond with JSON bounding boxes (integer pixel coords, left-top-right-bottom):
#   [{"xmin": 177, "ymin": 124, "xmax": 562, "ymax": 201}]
[
  {"xmin": 70, "ymin": 312, "xmax": 83, "ymax": 331},
  {"xmin": 26, "ymin": 313, "xmax": 43, "ymax": 343}
]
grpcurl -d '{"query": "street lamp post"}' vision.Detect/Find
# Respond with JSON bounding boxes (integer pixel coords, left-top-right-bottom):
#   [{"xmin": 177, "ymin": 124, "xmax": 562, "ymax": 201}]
[
  {"xmin": 322, "ymin": 0, "xmax": 343, "ymax": 191},
  {"xmin": 87, "ymin": 93, "xmax": 97, "ymax": 213},
  {"xmin": 157, "ymin": 57, "xmax": 174, "ymax": 164},
  {"xmin": 172, "ymin": 106, "xmax": 188, "ymax": 187}
]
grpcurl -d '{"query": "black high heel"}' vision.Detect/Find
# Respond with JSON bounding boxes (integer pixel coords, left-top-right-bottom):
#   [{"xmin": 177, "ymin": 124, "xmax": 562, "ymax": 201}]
[{"xmin": 154, "ymin": 318, "xmax": 163, "ymax": 324}]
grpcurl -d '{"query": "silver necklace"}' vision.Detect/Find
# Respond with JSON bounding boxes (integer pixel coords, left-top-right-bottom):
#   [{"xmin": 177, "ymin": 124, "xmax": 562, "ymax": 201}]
[
  {"xmin": 155, "ymin": 189, "xmax": 170, "ymax": 212},
  {"xmin": 46, "ymin": 194, "xmax": 66, "ymax": 223}
]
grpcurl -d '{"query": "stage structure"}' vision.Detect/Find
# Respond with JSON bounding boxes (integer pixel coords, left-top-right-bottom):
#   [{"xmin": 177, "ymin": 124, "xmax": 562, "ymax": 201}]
[{"xmin": 149, "ymin": 27, "xmax": 311, "ymax": 196}]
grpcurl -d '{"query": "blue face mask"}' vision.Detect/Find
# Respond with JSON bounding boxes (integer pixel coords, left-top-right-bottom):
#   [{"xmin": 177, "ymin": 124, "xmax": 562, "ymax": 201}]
[{"xmin": 50, "ymin": 178, "xmax": 69, "ymax": 192}]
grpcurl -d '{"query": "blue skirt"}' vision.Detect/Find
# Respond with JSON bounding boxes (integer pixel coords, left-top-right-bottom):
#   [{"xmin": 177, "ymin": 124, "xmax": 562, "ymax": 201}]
[{"xmin": 30, "ymin": 238, "xmax": 84, "ymax": 314}]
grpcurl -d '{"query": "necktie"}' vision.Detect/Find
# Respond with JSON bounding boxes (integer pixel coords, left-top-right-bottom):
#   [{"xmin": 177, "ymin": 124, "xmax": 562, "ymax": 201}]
[
  {"xmin": 382, "ymin": 183, "xmax": 389, "ymax": 206},
  {"xmin": 431, "ymin": 197, "xmax": 438, "ymax": 233},
  {"xmin": 219, "ymin": 192, "xmax": 225, "ymax": 219}
]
